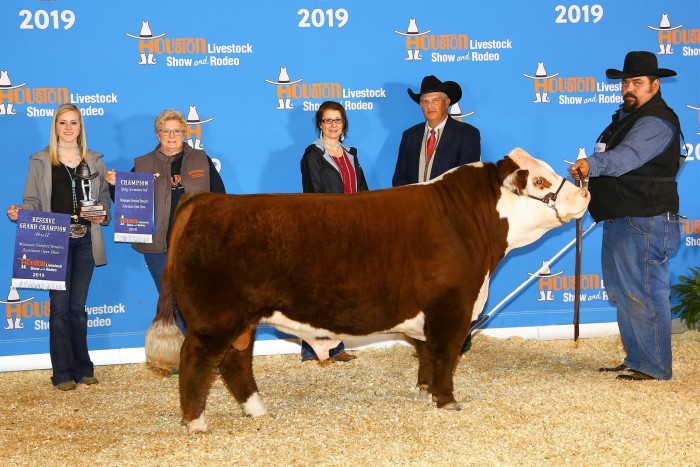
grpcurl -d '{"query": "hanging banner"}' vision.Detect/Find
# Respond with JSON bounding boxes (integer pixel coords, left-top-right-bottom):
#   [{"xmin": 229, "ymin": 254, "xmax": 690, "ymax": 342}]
[
  {"xmin": 114, "ymin": 172, "xmax": 155, "ymax": 243},
  {"xmin": 11, "ymin": 210, "xmax": 70, "ymax": 291}
]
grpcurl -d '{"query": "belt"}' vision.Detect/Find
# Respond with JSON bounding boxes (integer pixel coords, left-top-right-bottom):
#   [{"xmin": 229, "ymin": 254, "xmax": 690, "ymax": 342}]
[{"xmin": 606, "ymin": 212, "xmax": 684, "ymax": 223}]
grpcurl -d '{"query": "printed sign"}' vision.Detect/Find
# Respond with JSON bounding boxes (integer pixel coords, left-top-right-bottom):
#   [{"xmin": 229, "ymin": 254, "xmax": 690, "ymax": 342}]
[
  {"xmin": 11, "ymin": 210, "xmax": 70, "ymax": 290},
  {"xmin": 114, "ymin": 172, "xmax": 155, "ymax": 243}
]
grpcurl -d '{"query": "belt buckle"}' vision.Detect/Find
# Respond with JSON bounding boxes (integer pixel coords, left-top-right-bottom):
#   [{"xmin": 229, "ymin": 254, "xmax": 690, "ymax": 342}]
[{"xmin": 69, "ymin": 224, "xmax": 88, "ymax": 238}]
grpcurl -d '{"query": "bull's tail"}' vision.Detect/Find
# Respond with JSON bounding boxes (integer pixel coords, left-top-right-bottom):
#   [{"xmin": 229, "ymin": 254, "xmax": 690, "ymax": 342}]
[
  {"xmin": 144, "ymin": 194, "xmax": 202, "ymax": 370},
  {"xmin": 144, "ymin": 257, "xmax": 183, "ymax": 370}
]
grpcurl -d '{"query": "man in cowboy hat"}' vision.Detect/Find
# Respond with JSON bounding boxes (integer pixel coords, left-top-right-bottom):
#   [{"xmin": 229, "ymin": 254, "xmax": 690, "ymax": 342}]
[
  {"xmin": 392, "ymin": 75, "xmax": 480, "ymax": 186},
  {"xmin": 570, "ymin": 51, "xmax": 683, "ymax": 381},
  {"xmin": 392, "ymin": 75, "xmax": 480, "ymax": 355}
]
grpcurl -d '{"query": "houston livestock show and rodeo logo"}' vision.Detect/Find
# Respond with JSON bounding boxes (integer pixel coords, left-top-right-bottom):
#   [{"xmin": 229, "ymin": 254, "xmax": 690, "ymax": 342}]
[
  {"xmin": 263, "ymin": 65, "xmax": 476, "ymax": 121},
  {"xmin": 522, "ymin": 61, "xmax": 622, "ymax": 106},
  {"xmin": 264, "ymin": 66, "xmax": 389, "ymax": 113},
  {"xmin": 0, "ymin": 70, "xmax": 117, "ymax": 119},
  {"xmin": 125, "ymin": 20, "xmax": 254, "ymax": 68},
  {"xmin": 392, "ymin": 17, "xmax": 514, "ymax": 63}
]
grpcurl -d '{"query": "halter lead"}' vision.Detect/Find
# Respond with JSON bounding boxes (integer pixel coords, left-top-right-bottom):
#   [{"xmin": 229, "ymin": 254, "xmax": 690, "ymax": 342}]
[{"xmin": 528, "ymin": 178, "xmax": 567, "ymax": 224}]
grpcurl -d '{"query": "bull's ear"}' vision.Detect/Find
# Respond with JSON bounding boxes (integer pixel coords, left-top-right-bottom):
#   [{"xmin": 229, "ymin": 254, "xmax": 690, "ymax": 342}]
[{"xmin": 497, "ymin": 157, "xmax": 529, "ymax": 195}]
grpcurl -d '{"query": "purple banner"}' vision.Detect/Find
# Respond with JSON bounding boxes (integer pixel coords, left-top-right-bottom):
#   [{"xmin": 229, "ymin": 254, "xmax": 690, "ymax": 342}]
[
  {"xmin": 114, "ymin": 172, "xmax": 155, "ymax": 243},
  {"xmin": 11, "ymin": 210, "xmax": 70, "ymax": 290}
]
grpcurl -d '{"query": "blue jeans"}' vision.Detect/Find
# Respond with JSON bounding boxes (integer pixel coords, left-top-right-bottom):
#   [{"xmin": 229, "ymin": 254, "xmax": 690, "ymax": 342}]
[
  {"xmin": 49, "ymin": 234, "xmax": 95, "ymax": 385},
  {"xmin": 143, "ymin": 252, "xmax": 186, "ymax": 333},
  {"xmin": 601, "ymin": 214, "xmax": 681, "ymax": 380},
  {"xmin": 301, "ymin": 340, "xmax": 345, "ymax": 360}
]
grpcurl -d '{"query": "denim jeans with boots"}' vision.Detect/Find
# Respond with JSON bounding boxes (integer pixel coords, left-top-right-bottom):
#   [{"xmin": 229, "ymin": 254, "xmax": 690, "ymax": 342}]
[{"xmin": 601, "ymin": 214, "xmax": 681, "ymax": 380}]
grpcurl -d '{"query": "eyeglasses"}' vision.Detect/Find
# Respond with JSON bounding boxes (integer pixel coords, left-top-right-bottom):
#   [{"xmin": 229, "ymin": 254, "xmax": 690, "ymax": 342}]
[
  {"xmin": 321, "ymin": 118, "xmax": 343, "ymax": 125},
  {"xmin": 158, "ymin": 129, "xmax": 186, "ymax": 136},
  {"xmin": 420, "ymin": 97, "xmax": 444, "ymax": 106}
]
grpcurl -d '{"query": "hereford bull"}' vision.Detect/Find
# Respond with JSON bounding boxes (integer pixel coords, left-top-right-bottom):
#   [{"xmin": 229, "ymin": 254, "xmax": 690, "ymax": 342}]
[{"xmin": 145, "ymin": 147, "xmax": 589, "ymax": 433}]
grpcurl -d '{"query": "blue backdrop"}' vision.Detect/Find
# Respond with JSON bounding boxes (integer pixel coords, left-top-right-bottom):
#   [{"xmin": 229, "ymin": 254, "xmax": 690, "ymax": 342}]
[{"xmin": 1, "ymin": 0, "xmax": 698, "ymax": 368}]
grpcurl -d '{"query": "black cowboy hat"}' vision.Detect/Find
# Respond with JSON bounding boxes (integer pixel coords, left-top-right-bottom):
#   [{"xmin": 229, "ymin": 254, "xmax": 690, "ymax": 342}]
[
  {"xmin": 606, "ymin": 51, "xmax": 677, "ymax": 79},
  {"xmin": 407, "ymin": 75, "xmax": 462, "ymax": 104}
]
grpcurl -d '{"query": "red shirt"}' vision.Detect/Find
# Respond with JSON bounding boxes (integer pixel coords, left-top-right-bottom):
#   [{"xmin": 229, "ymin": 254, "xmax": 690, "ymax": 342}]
[{"xmin": 332, "ymin": 151, "xmax": 357, "ymax": 193}]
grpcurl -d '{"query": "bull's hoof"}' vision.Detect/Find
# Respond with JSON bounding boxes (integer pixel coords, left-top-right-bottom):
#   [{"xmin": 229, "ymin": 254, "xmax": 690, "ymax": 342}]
[
  {"xmin": 242, "ymin": 392, "xmax": 269, "ymax": 418},
  {"xmin": 417, "ymin": 384, "xmax": 432, "ymax": 401},
  {"xmin": 186, "ymin": 414, "xmax": 208, "ymax": 434},
  {"xmin": 438, "ymin": 401, "xmax": 462, "ymax": 411}
]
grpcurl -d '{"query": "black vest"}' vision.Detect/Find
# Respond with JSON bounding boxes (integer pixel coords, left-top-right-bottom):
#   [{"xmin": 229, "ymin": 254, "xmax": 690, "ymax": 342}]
[{"xmin": 588, "ymin": 92, "xmax": 680, "ymax": 221}]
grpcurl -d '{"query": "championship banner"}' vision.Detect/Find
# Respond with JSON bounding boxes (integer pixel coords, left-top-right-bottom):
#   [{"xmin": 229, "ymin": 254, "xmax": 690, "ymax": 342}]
[
  {"xmin": 11, "ymin": 210, "xmax": 70, "ymax": 291},
  {"xmin": 114, "ymin": 172, "xmax": 155, "ymax": 243}
]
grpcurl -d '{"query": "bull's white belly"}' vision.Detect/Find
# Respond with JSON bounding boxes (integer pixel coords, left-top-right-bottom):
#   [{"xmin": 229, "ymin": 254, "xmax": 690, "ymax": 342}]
[{"xmin": 260, "ymin": 311, "xmax": 427, "ymax": 343}]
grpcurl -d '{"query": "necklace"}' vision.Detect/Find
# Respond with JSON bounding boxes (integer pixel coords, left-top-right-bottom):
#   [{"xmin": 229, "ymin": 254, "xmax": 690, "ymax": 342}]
[
  {"xmin": 58, "ymin": 143, "xmax": 79, "ymax": 150},
  {"xmin": 59, "ymin": 151, "xmax": 80, "ymax": 167},
  {"xmin": 322, "ymin": 139, "xmax": 341, "ymax": 148},
  {"xmin": 63, "ymin": 163, "xmax": 78, "ymax": 215}
]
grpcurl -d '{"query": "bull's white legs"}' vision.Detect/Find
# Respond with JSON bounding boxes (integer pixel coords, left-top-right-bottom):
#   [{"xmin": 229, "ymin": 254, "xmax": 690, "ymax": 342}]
[
  {"xmin": 187, "ymin": 412, "xmax": 208, "ymax": 434},
  {"xmin": 241, "ymin": 392, "xmax": 269, "ymax": 418}
]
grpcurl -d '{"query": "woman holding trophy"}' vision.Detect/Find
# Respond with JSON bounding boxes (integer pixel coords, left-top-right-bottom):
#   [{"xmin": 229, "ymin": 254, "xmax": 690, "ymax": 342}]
[{"xmin": 6, "ymin": 103, "xmax": 111, "ymax": 391}]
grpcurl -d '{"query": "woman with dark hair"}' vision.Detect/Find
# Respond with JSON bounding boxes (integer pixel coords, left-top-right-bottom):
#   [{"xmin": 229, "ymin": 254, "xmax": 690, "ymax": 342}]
[
  {"xmin": 298, "ymin": 100, "xmax": 369, "ymax": 363},
  {"xmin": 6, "ymin": 103, "xmax": 111, "ymax": 390}
]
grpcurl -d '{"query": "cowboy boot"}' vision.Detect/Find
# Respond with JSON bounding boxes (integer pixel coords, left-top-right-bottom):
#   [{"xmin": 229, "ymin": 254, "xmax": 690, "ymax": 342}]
[
  {"xmin": 192, "ymin": 138, "xmax": 204, "ymax": 150},
  {"xmin": 12, "ymin": 317, "xmax": 24, "ymax": 329},
  {"xmin": 275, "ymin": 98, "xmax": 285, "ymax": 110},
  {"xmin": 546, "ymin": 290, "xmax": 554, "ymax": 301},
  {"xmin": 147, "ymin": 53, "xmax": 157, "ymax": 64},
  {"xmin": 537, "ymin": 290, "xmax": 546, "ymax": 302},
  {"xmin": 285, "ymin": 98, "xmax": 294, "ymax": 109},
  {"xmin": 6, "ymin": 104, "xmax": 16, "ymax": 115},
  {"xmin": 542, "ymin": 92, "xmax": 550, "ymax": 103},
  {"xmin": 4, "ymin": 318, "xmax": 14, "ymax": 330},
  {"xmin": 414, "ymin": 49, "xmax": 423, "ymax": 61},
  {"xmin": 138, "ymin": 53, "xmax": 148, "ymax": 65},
  {"xmin": 665, "ymin": 43, "xmax": 673, "ymax": 55},
  {"xmin": 533, "ymin": 93, "xmax": 542, "ymax": 103}
]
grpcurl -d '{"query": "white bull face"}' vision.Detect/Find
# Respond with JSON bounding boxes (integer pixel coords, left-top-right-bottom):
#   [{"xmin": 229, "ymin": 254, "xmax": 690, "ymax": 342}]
[{"xmin": 499, "ymin": 147, "xmax": 590, "ymax": 250}]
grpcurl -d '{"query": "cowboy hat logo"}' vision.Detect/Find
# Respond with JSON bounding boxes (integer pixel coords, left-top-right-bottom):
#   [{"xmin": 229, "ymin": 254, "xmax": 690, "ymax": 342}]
[
  {"xmin": 1, "ymin": 285, "xmax": 35, "ymax": 330},
  {"xmin": 0, "ymin": 71, "xmax": 27, "ymax": 116},
  {"xmin": 125, "ymin": 20, "xmax": 167, "ymax": 65},
  {"xmin": 647, "ymin": 14, "xmax": 683, "ymax": 55},
  {"xmin": 185, "ymin": 105, "xmax": 214, "ymax": 150},
  {"xmin": 688, "ymin": 104, "xmax": 700, "ymax": 135},
  {"xmin": 523, "ymin": 62, "xmax": 560, "ymax": 104},
  {"xmin": 394, "ymin": 18, "xmax": 431, "ymax": 61},
  {"xmin": 448, "ymin": 102, "xmax": 475, "ymax": 120},
  {"xmin": 265, "ymin": 67, "xmax": 303, "ymax": 110}
]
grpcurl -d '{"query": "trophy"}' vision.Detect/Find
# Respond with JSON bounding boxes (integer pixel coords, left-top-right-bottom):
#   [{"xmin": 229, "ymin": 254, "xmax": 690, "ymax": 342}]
[{"xmin": 74, "ymin": 163, "xmax": 107, "ymax": 218}]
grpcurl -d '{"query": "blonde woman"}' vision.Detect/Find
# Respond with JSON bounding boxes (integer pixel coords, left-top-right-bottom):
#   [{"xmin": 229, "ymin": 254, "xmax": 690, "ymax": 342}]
[{"xmin": 6, "ymin": 103, "xmax": 111, "ymax": 391}]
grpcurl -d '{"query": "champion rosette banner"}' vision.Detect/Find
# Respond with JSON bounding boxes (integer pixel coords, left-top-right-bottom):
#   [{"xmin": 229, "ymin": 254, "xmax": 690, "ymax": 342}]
[
  {"xmin": 114, "ymin": 172, "xmax": 155, "ymax": 243},
  {"xmin": 11, "ymin": 211, "xmax": 70, "ymax": 291}
]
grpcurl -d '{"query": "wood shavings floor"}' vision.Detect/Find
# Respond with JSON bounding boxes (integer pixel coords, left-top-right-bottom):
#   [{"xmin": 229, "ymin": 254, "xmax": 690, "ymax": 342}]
[{"xmin": 2, "ymin": 331, "xmax": 698, "ymax": 466}]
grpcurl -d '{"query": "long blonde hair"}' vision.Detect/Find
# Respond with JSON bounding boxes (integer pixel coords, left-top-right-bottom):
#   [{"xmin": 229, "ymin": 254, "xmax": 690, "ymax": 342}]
[{"xmin": 48, "ymin": 104, "xmax": 88, "ymax": 165}]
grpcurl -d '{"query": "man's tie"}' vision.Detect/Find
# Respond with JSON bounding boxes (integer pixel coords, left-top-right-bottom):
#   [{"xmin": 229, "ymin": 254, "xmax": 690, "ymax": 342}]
[{"xmin": 426, "ymin": 129, "xmax": 436, "ymax": 162}]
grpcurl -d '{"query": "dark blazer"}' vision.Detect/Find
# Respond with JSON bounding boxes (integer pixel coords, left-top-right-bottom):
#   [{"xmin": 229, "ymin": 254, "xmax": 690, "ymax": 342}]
[
  {"xmin": 392, "ymin": 116, "xmax": 481, "ymax": 186},
  {"xmin": 300, "ymin": 144, "xmax": 369, "ymax": 194}
]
